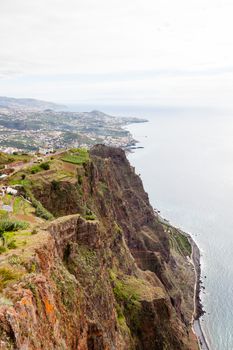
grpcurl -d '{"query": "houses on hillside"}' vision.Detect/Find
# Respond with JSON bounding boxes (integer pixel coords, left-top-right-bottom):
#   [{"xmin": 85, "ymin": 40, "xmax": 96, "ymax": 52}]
[
  {"xmin": 0, "ymin": 186, "xmax": 18, "ymax": 213},
  {"xmin": 0, "ymin": 186, "xmax": 18, "ymax": 197}
]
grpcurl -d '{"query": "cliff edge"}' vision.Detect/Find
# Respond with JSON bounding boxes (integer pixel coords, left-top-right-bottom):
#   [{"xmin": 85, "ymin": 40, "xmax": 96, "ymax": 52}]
[{"xmin": 0, "ymin": 145, "xmax": 198, "ymax": 349}]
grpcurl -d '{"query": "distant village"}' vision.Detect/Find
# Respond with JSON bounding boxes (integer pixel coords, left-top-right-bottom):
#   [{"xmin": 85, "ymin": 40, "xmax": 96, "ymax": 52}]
[
  {"xmin": 0, "ymin": 106, "xmax": 146, "ymax": 154},
  {"xmin": 0, "ymin": 105, "xmax": 147, "ymax": 215},
  {"xmin": 0, "ymin": 150, "xmax": 49, "ymax": 213}
]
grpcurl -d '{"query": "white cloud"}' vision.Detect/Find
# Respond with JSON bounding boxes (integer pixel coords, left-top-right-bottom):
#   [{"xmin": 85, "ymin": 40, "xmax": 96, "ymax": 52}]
[{"xmin": 0, "ymin": 0, "xmax": 233, "ymax": 106}]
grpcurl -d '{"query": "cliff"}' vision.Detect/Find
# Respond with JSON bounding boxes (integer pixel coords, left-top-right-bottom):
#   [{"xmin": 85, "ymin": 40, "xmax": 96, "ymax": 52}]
[{"xmin": 0, "ymin": 145, "xmax": 198, "ymax": 349}]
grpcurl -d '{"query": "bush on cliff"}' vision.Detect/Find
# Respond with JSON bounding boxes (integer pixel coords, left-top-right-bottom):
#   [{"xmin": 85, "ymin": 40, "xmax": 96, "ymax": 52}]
[
  {"xmin": 23, "ymin": 187, "xmax": 54, "ymax": 220},
  {"xmin": 110, "ymin": 271, "xmax": 141, "ymax": 332},
  {"xmin": 30, "ymin": 162, "xmax": 50, "ymax": 174},
  {"xmin": 0, "ymin": 266, "xmax": 23, "ymax": 291},
  {"xmin": 0, "ymin": 219, "xmax": 28, "ymax": 234}
]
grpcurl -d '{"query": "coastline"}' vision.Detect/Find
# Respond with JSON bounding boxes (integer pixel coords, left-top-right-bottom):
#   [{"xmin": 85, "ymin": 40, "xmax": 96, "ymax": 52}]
[
  {"xmin": 189, "ymin": 237, "xmax": 210, "ymax": 350},
  {"xmin": 157, "ymin": 215, "xmax": 210, "ymax": 350}
]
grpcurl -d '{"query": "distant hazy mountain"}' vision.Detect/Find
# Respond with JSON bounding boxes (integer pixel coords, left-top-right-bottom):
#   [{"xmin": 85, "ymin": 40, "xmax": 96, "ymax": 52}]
[{"xmin": 0, "ymin": 96, "xmax": 66, "ymax": 111}]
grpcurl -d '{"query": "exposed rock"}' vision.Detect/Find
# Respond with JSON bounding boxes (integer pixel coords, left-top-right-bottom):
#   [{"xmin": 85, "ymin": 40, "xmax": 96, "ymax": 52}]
[{"xmin": 0, "ymin": 145, "xmax": 199, "ymax": 349}]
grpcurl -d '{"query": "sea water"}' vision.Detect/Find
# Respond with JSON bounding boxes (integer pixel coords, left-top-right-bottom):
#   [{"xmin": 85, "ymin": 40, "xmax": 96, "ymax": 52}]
[{"xmin": 124, "ymin": 107, "xmax": 233, "ymax": 350}]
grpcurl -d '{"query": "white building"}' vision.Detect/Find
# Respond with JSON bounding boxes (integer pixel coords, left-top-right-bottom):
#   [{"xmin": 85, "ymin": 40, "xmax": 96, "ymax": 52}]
[{"xmin": 6, "ymin": 187, "xmax": 18, "ymax": 196}]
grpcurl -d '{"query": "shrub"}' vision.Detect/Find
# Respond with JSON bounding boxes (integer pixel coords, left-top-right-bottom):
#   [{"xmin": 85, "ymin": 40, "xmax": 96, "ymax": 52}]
[
  {"xmin": 30, "ymin": 165, "xmax": 41, "ymax": 174},
  {"xmin": 110, "ymin": 272, "xmax": 141, "ymax": 332},
  {"xmin": 24, "ymin": 188, "xmax": 54, "ymax": 221},
  {"xmin": 113, "ymin": 278, "xmax": 140, "ymax": 310},
  {"xmin": 84, "ymin": 214, "xmax": 96, "ymax": 221},
  {"xmin": 51, "ymin": 180, "xmax": 59, "ymax": 190},
  {"xmin": 77, "ymin": 174, "xmax": 83, "ymax": 185},
  {"xmin": 114, "ymin": 222, "xmax": 123, "ymax": 236},
  {"xmin": 0, "ymin": 210, "xmax": 8, "ymax": 220},
  {"xmin": 84, "ymin": 208, "xmax": 96, "ymax": 221},
  {"xmin": 0, "ymin": 267, "xmax": 22, "ymax": 291},
  {"xmin": 7, "ymin": 240, "xmax": 17, "ymax": 250},
  {"xmin": 0, "ymin": 219, "xmax": 28, "ymax": 234},
  {"xmin": 0, "ymin": 246, "xmax": 7, "ymax": 254},
  {"xmin": 40, "ymin": 162, "xmax": 50, "ymax": 170},
  {"xmin": 35, "ymin": 202, "xmax": 53, "ymax": 220},
  {"xmin": 30, "ymin": 162, "xmax": 50, "ymax": 174}
]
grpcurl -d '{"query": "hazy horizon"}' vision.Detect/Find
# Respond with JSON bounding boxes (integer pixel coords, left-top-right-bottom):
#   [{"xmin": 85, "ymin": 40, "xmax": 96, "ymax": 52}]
[{"xmin": 1, "ymin": 0, "xmax": 233, "ymax": 109}]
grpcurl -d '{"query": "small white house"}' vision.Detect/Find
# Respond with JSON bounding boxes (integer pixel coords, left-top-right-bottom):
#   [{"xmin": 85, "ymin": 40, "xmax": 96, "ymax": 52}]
[{"xmin": 6, "ymin": 187, "xmax": 18, "ymax": 196}]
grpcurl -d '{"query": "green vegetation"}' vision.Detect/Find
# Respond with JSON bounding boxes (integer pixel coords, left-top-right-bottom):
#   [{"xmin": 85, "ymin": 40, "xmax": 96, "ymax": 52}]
[
  {"xmin": 33, "ymin": 199, "xmax": 53, "ymax": 220},
  {"xmin": 8, "ymin": 254, "xmax": 23, "ymax": 266},
  {"xmin": 97, "ymin": 181, "xmax": 108, "ymax": 196},
  {"xmin": 114, "ymin": 222, "xmax": 123, "ymax": 236},
  {"xmin": 67, "ymin": 244, "xmax": 98, "ymax": 277},
  {"xmin": 110, "ymin": 271, "xmax": 141, "ymax": 331},
  {"xmin": 0, "ymin": 210, "xmax": 8, "ymax": 220},
  {"xmin": 115, "ymin": 303, "xmax": 128, "ymax": 329},
  {"xmin": 0, "ymin": 246, "xmax": 7, "ymax": 253},
  {"xmin": 0, "ymin": 266, "xmax": 23, "ymax": 291},
  {"xmin": 84, "ymin": 208, "xmax": 96, "ymax": 221},
  {"xmin": 84, "ymin": 213, "xmax": 96, "ymax": 221},
  {"xmin": 13, "ymin": 196, "xmax": 33, "ymax": 215},
  {"xmin": 110, "ymin": 272, "xmax": 140, "ymax": 310},
  {"xmin": 0, "ymin": 219, "xmax": 28, "ymax": 234},
  {"xmin": 0, "ymin": 152, "xmax": 31, "ymax": 166},
  {"xmin": 9, "ymin": 177, "xmax": 31, "ymax": 186},
  {"xmin": 13, "ymin": 197, "xmax": 21, "ymax": 213},
  {"xmin": 39, "ymin": 162, "xmax": 50, "ymax": 170},
  {"xmin": 7, "ymin": 239, "xmax": 17, "ymax": 249},
  {"xmin": 29, "ymin": 165, "xmax": 41, "ymax": 174},
  {"xmin": 23, "ymin": 188, "xmax": 54, "ymax": 220},
  {"xmin": 169, "ymin": 228, "xmax": 192, "ymax": 257},
  {"xmin": 77, "ymin": 174, "xmax": 83, "ymax": 185},
  {"xmin": 61, "ymin": 148, "xmax": 89, "ymax": 165},
  {"xmin": 175, "ymin": 232, "xmax": 192, "ymax": 256},
  {"xmin": 2, "ymin": 194, "xmax": 12, "ymax": 205},
  {"xmin": 51, "ymin": 179, "xmax": 60, "ymax": 190},
  {"xmin": 0, "ymin": 219, "xmax": 29, "ymax": 251},
  {"xmin": 29, "ymin": 162, "xmax": 50, "ymax": 174},
  {"xmin": 51, "ymin": 264, "xmax": 78, "ymax": 310}
]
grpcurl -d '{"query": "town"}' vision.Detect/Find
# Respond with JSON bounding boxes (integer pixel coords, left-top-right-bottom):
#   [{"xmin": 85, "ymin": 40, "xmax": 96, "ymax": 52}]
[{"xmin": 0, "ymin": 105, "xmax": 147, "ymax": 153}]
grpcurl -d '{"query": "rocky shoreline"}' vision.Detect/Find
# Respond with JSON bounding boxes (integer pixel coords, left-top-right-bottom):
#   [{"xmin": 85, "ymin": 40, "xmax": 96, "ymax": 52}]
[
  {"xmin": 157, "ymin": 215, "xmax": 210, "ymax": 350},
  {"xmin": 188, "ymin": 235, "xmax": 210, "ymax": 350}
]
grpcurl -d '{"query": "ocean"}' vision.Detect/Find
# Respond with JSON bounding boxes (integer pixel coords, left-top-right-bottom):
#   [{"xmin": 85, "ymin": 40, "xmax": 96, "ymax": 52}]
[
  {"xmin": 70, "ymin": 104, "xmax": 233, "ymax": 349},
  {"xmin": 125, "ymin": 107, "xmax": 233, "ymax": 350}
]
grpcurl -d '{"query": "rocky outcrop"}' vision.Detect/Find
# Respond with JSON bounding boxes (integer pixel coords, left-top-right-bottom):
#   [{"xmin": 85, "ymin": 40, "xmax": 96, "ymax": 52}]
[{"xmin": 0, "ymin": 145, "xmax": 199, "ymax": 349}]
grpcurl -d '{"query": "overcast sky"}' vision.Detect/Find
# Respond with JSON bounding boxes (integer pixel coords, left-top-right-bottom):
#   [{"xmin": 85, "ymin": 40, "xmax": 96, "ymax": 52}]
[{"xmin": 0, "ymin": 0, "xmax": 233, "ymax": 107}]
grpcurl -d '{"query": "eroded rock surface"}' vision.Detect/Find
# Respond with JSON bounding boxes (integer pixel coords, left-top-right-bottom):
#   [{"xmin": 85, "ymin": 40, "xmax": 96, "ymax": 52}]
[{"xmin": 0, "ymin": 145, "xmax": 198, "ymax": 349}]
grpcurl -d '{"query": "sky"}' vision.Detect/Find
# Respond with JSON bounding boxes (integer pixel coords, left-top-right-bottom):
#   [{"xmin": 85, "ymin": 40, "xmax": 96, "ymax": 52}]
[{"xmin": 0, "ymin": 0, "xmax": 233, "ymax": 107}]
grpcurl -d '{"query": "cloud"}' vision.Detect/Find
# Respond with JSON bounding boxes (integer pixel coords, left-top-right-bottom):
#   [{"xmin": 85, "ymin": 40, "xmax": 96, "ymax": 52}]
[{"xmin": 0, "ymin": 0, "xmax": 233, "ymax": 106}]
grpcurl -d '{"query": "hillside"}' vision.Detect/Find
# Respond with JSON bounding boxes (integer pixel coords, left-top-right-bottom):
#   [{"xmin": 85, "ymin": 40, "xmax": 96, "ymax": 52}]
[
  {"xmin": 0, "ymin": 145, "xmax": 198, "ymax": 349},
  {"xmin": 0, "ymin": 96, "xmax": 66, "ymax": 111},
  {"xmin": 0, "ymin": 104, "xmax": 146, "ymax": 152}
]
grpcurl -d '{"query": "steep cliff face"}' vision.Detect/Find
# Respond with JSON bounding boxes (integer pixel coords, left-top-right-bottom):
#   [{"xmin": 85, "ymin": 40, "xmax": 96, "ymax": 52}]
[{"xmin": 0, "ymin": 145, "xmax": 198, "ymax": 349}]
